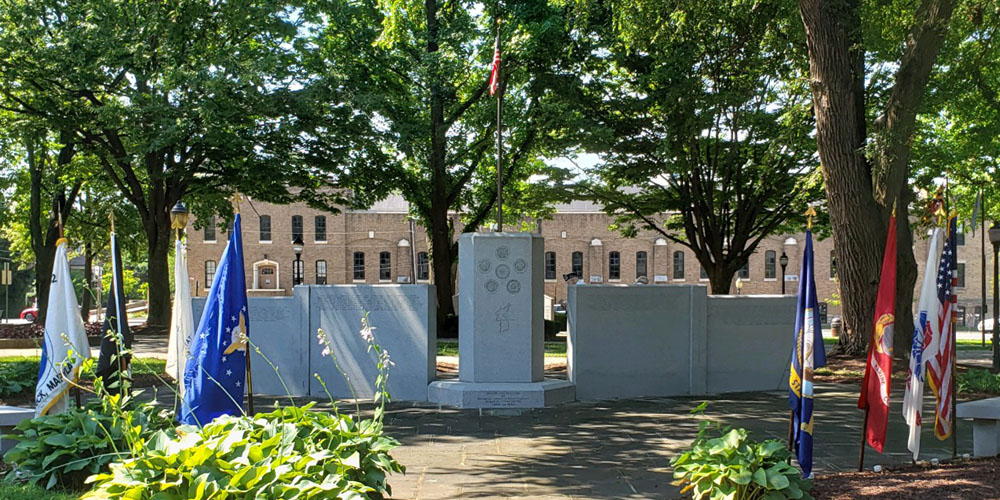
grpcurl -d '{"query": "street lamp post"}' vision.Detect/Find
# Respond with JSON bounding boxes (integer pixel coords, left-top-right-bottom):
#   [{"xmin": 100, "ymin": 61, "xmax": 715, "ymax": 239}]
[
  {"xmin": 292, "ymin": 236, "xmax": 304, "ymax": 286},
  {"xmin": 779, "ymin": 251, "xmax": 789, "ymax": 295},
  {"xmin": 736, "ymin": 277, "xmax": 743, "ymax": 295},
  {"xmin": 170, "ymin": 202, "xmax": 189, "ymax": 241},
  {"xmin": 990, "ymin": 223, "xmax": 1000, "ymax": 372}
]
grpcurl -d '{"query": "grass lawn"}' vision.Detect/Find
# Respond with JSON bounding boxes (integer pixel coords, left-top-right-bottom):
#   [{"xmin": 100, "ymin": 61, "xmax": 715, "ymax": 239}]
[
  {"xmin": 823, "ymin": 337, "xmax": 993, "ymax": 350},
  {"xmin": 437, "ymin": 340, "xmax": 567, "ymax": 357},
  {"xmin": 0, "ymin": 483, "xmax": 77, "ymax": 500}
]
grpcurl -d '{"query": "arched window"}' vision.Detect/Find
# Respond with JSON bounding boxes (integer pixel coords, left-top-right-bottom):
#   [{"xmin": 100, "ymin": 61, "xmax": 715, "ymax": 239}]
[
  {"xmin": 379, "ymin": 251, "xmax": 392, "ymax": 281},
  {"xmin": 417, "ymin": 252, "xmax": 430, "ymax": 280},
  {"xmin": 291, "ymin": 215, "xmax": 303, "ymax": 242},
  {"xmin": 609, "ymin": 251, "xmax": 621, "ymax": 280},
  {"xmin": 673, "ymin": 251, "xmax": 685, "ymax": 279},
  {"xmin": 205, "ymin": 260, "xmax": 217, "ymax": 286},
  {"xmin": 635, "ymin": 251, "xmax": 648, "ymax": 279},
  {"xmin": 765, "ymin": 250, "xmax": 776, "ymax": 279},
  {"xmin": 545, "ymin": 252, "xmax": 557, "ymax": 280},
  {"xmin": 315, "ymin": 215, "xmax": 327, "ymax": 242},
  {"xmin": 571, "ymin": 251, "xmax": 583, "ymax": 277},
  {"xmin": 316, "ymin": 260, "xmax": 327, "ymax": 285},
  {"xmin": 259, "ymin": 215, "xmax": 271, "ymax": 242},
  {"xmin": 353, "ymin": 252, "xmax": 365, "ymax": 280},
  {"xmin": 204, "ymin": 216, "xmax": 216, "ymax": 242}
]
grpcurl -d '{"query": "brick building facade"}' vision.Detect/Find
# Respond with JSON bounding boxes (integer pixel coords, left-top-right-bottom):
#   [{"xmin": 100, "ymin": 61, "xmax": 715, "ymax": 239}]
[{"xmin": 185, "ymin": 196, "xmax": 993, "ymax": 327}]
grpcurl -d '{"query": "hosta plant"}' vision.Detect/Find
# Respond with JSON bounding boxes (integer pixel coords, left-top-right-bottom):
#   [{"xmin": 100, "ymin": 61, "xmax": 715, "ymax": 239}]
[
  {"xmin": 83, "ymin": 403, "xmax": 404, "ymax": 500},
  {"xmin": 672, "ymin": 406, "xmax": 812, "ymax": 500},
  {"xmin": 2, "ymin": 395, "xmax": 174, "ymax": 490}
]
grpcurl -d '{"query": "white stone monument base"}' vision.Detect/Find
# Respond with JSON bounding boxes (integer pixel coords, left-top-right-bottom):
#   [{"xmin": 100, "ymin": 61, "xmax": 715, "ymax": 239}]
[{"xmin": 427, "ymin": 379, "xmax": 575, "ymax": 408}]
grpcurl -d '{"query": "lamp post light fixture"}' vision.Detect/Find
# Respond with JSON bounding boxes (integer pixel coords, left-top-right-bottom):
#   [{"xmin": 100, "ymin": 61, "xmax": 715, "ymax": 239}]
[
  {"xmin": 292, "ymin": 236, "xmax": 304, "ymax": 286},
  {"xmin": 170, "ymin": 202, "xmax": 189, "ymax": 240},
  {"xmin": 736, "ymin": 277, "xmax": 743, "ymax": 295},
  {"xmin": 989, "ymin": 222, "xmax": 1000, "ymax": 372},
  {"xmin": 779, "ymin": 251, "xmax": 789, "ymax": 295}
]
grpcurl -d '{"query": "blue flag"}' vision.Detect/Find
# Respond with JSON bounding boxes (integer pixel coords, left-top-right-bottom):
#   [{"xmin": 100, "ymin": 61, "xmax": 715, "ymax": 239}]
[
  {"xmin": 788, "ymin": 229, "xmax": 826, "ymax": 477},
  {"xmin": 180, "ymin": 213, "xmax": 249, "ymax": 425}
]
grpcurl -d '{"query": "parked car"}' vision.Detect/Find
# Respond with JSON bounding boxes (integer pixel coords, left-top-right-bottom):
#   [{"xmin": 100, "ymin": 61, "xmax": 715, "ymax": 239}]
[{"xmin": 20, "ymin": 306, "xmax": 39, "ymax": 322}]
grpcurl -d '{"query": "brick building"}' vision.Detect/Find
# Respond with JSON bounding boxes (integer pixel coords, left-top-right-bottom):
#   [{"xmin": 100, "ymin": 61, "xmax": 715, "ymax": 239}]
[{"xmin": 185, "ymin": 196, "xmax": 993, "ymax": 327}]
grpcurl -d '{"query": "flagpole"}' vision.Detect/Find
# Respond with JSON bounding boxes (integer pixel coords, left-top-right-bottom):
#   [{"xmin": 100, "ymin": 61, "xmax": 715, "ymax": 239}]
[
  {"xmin": 982, "ymin": 184, "xmax": 987, "ymax": 347},
  {"xmin": 858, "ymin": 408, "xmax": 869, "ymax": 471},
  {"xmin": 495, "ymin": 17, "xmax": 503, "ymax": 232},
  {"xmin": 947, "ymin": 186, "xmax": 958, "ymax": 458},
  {"xmin": 233, "ymin": 193, "xmax": 255, "ymax": 415},
  {"xmin": 787, "ymin": 410, "xmax": 794, "ymax": 451}
]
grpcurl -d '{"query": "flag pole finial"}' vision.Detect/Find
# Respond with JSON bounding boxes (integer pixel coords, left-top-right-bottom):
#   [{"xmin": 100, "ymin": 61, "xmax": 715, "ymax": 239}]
[
  {"xmin": 231, "ymin": 192, "xmax": 241, "ymax": 215},
  {"xmin": 804, "ymin": 206, "xmax": 817, "ymax": 230},
  {"xmin": 108, "ymin": 210, "xmax": 115, "ymax": 234}
]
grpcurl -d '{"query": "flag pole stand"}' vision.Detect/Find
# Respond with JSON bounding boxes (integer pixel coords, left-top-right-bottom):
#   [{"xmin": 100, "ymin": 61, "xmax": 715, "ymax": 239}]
[{"xmin": 858, "ymin": 408, "xmax": 869, "ymax": 472}]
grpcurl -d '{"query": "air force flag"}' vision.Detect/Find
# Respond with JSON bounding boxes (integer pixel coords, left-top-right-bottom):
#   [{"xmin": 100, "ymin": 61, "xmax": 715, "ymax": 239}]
[{"xmin": 180, "ymin": 214, "xmax": 249, "ymax": 425}]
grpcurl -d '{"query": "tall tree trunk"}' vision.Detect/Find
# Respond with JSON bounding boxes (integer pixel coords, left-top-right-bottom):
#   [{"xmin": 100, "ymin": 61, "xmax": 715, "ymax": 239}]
[
  {"xmin": 81, "ymin": 241, "xmax": 93, "ymax": 323},
  {"xmin": 799, "ymin": 0, "xmax": 954, "ymax": 356},
  {"xmin": 428, "ymin": 204, "xmax": 456, "ymax": 329},
  {"xmin": 707, "ymin": 267, "xmax": 735, "ymax": 295},
  {"xmin": 143, "ymin": 205, "xmax": 172, "ymax": 327}
]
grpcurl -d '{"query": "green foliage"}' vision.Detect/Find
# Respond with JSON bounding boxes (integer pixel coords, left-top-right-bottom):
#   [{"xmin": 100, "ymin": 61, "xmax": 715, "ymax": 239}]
[
  {"xmin": 82, "ymin": 403, "xmax": 404, "ymax": 500},
  {"xmin": 958, "ymin": 368, "xmax": 1000, "ymax": 397},
  {"xmin": 0, "ymin": 356, "xmax": 37, "ymax": 398},
  {"xmin": 0, "ymin": 483, "xmax": 78, "ymax": 500},
  {"xmin": 2, "ymin": 397, "xmax": 174, "ymax": 490},
  {"xmin": 672, "ymin": 405, "xmax": 812, "ymax": 500}
]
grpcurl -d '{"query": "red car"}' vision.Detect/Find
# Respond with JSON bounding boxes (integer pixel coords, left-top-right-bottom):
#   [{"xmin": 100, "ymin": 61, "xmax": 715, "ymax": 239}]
[{"xmin": 20, "ymin": 307, "xmax": 38, "ymax": 322}]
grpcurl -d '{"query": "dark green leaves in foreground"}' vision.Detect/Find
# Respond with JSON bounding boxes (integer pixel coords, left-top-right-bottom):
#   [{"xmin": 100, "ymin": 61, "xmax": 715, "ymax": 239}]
[{"xmin": 82, "ymin": 403, "xmax": 404, "ymax": 500}]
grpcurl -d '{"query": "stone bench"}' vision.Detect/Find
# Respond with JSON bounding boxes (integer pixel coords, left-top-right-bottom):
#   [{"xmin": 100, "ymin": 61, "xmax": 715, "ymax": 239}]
[
  {"xmin": 956, "ymin": 397, "xmax": 1000, "ymax": 457},
  {"xmin": 0, "ymin": 406, "xmax": 35, "ymax": 455}
]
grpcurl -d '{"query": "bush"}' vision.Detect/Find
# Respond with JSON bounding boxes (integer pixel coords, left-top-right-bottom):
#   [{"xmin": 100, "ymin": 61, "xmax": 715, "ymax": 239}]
[
  {"xmin": 958, "ymin": 368, "xmax": 1000, "ymax": 397},
  {"xmin": 83, "ymin": 403, "xmax": 404, "ymax": 500},
  {"xmin": 0, "ymin": 357, "xmax": 38, "ymax": 398},
  {"xmin": 672, "ymin": 405, "xmax": 812, "ymax": 500},
  {"xmin": 2, "ymin": 396, "xmax": 174, "ymax": 490}
]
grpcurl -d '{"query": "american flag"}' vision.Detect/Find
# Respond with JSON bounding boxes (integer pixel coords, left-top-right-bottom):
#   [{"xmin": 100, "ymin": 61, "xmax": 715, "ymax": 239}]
[
  {"xmin": 489, "ymin": 30, "xmax": 501, "ymax": 96},
  {"xmin": 926, "ymin": 216, "xmax": 957, "ymax": 440}
]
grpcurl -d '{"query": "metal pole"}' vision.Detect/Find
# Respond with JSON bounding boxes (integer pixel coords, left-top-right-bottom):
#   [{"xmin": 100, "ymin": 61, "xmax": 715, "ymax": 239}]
[
  {"xmin": 858, "ymin": 408, "xmax": 869, "ymax": 472},
  {"xmin": 781, "ymin": 264, "xmax": 787, "ymax": 295},
  {"xmin": 983, "ymin": 186, "xmax": 987, "ymax": 347},
  {"xmin": 409, "ymin": 219, "xmax": 418, "ymax": 282},
  {"xmin": 994, "ymin": 241, "xmax": 999, "ymax": 372},
  {"xmin": 495, "ymin": 21, "xmax": 503, "ymax": 232}
]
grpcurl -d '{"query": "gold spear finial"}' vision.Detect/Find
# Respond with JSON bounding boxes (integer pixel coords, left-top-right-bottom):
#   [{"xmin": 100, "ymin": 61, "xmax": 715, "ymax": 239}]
[
  {"xmin": 109, "ymin": 210, "xmax": 115, "ymax": 234},
  {"xmin": 805, "ymin": 206, "xmax": 817, "ymax": 230},
  {"xmin": 230, "ymin": 192, "xmax": 241, "ymax": 215}
]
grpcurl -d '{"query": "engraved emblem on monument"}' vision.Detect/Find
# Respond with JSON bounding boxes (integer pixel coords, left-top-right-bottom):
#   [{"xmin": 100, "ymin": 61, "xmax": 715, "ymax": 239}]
[
  {"xmin": 513, "ymin": 258, "xmax": 527, "ymax": 273},
  {"xmin": 495, "ymin": 303, "xmax": 511, "ymax": 332},
  {"xmin": 478, "ymin": 259, "xmax": 492, "ymax": 273},
  {"xmin": 496, "ymin": 246, "xmax": 509, "ymax": 260},
  {"xmin": 485, "ymin": 279, "xmax": 499, "ymax": 294},
  {"xmin": 495, "ymin": 264, "xmax": 510, "ymax": 279},
  {"xmin": 506, "ymin": 280, "xmax": 521, "ymax": 294}
]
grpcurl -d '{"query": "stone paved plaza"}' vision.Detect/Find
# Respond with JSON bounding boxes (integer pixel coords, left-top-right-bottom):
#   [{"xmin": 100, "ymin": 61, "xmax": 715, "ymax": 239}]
[{"xmin": 235, "ymin": 382, "xmax": 969, "ymax": 500}]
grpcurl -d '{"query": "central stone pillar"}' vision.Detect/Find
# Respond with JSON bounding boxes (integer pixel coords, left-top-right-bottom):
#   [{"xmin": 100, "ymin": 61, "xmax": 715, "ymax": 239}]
[{"xmin": 428, "ymin": 232, "xmax": 575, "ymax": 408}]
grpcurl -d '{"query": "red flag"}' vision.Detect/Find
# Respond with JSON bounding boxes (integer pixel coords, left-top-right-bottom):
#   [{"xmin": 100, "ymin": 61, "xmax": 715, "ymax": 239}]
[
  {"xmin": 489, "ymin": 31, "xmax": 501, "ymax": 96},
  {"xmin": 858, "ymin": 213, "xmax": 897, "ymax": 453}
]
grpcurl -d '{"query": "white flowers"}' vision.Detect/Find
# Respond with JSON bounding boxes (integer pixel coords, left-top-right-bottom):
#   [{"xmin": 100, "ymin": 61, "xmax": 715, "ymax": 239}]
[
  {"xmin": 360, "ymin": 317, "xmax": 375, "ymax": 343},
  {"xmin": 316, "ymin": 328, "xmax": 333, "ymax": 358}
]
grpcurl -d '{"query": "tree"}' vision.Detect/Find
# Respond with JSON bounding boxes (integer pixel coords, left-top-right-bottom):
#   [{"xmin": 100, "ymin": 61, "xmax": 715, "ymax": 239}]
[
  {"xmin": 0, "ymin": 0, "xmax": 341, "ymax": 326},
  {"xmin": 562, "ymin": 0, "xmax": 824, "ymax": 293},
  {"xmin": 798, "ymin": 0, "xmax": 957, "ymax": 355},
  {"xmin": 300, "ymin": 1, "xmax": 586, "ymax": 324}
]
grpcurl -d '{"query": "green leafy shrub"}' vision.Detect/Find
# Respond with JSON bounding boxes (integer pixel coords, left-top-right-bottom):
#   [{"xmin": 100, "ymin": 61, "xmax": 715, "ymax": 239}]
[
  {"xmin": 0, "ymin": 357, "xmax": 38, "ymax": 398},
  {"xmin": 958, "ymin": 368, "xmax": 1000, "ymax": 397},
  {"xmin": 83, "ymin": 403, "xmax": 405, "ymax": 500},
  {"xmin": 2, "ymin": 396, "xmax": 174, "ymax": 490},
  {"xmin": 672, "ymin": 406, "xmax": 812, "ymax": 500}
]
